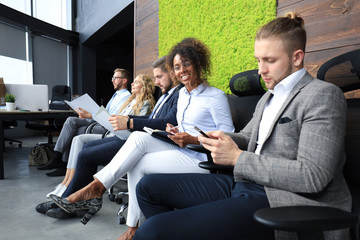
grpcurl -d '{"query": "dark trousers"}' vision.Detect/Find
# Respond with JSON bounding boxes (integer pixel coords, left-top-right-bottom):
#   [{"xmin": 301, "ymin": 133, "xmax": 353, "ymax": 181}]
[
  {"xmin": 62, "ymin": 136, "xmax": 127, "ymax": 197},
  {"xmin": 135, "ymin": 173, "xmax": 275, "ymax": 240}
]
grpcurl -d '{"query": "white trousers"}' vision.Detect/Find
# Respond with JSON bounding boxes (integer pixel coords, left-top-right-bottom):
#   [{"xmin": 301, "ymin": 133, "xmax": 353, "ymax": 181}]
[
  {"xmin": 66, "ymin": 130, "xmax": 131, "ymax": 169},
  {"xmin": 66, "ymin": 134, "xmax": 102, "ymax": 169},
  {"xmin": 94, "ymin": 131, "xmax": 209, "ymax": 227}
]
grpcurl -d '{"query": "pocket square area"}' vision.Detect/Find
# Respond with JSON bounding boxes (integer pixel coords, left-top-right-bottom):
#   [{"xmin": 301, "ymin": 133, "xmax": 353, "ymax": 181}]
[{"xmin": 278, "ymin": 117, "xmax": 292, "ymax": 124}]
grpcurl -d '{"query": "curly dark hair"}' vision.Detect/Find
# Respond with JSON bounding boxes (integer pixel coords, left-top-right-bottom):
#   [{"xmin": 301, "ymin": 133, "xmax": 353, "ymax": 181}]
[{"xmin": 167, "ymin": 37, "xmax": 211, "ymax": 84}]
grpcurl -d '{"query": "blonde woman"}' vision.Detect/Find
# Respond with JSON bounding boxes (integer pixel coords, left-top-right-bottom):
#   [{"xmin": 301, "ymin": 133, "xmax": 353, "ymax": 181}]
[{"xmin": 46, "ymin": 74, "xmax": 155, "ymax": 198}]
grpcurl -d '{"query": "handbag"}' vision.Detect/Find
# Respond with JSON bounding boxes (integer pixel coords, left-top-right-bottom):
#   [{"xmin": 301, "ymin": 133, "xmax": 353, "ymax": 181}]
[{"xmin": 28, "ymin": 143, "xmax": 54, "ymax": 166}]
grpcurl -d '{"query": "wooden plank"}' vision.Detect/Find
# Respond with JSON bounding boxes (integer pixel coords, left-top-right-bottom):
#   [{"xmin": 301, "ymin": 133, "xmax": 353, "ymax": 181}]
[
  {"xmin": 135, "ymin": 41, "xmax": 158, "ymax": 56},
  {"xmin": 135, "ymin": 14, "xmax": 158, "ymax": 42},
  {"xmin": 278, "ymin": 0, "xmax": 360, "ymax": 52},
  {"xmin": 134, "ymin": 0, "xmax": 159, "ymax": 81},
  {"xmin": 278, "ymin": 0, "xmax": 303, "ymax": 10},
  {"xmin": 136, "ymin": 0, "xmax": 158, "ymax": 21},
  {"xmin": 136, "ymin": 50, "xmax": 159, "ymax": 67}
]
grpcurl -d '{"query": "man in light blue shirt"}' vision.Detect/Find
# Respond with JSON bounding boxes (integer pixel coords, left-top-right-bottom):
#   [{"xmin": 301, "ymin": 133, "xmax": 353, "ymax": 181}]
[{"xmin": 38, "ymin": 68, "xmax": 131, "ymax": 177}]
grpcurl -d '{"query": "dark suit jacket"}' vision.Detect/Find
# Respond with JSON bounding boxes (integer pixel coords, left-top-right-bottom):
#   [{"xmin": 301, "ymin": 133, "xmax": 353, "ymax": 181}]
[{"xmin": 130, "ymin": 84, "xmax": 181, "ymax": 131}]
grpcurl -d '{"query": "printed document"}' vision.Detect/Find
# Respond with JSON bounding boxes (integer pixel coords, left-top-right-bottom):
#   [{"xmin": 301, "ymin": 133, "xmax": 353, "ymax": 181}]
[
  {"xmin": 65, "ymin": 93, "xmax": 100, "ymax": 115},
  {"xmin": 66, "ymin": 94, "xmax": 129, "ymax": 139}
]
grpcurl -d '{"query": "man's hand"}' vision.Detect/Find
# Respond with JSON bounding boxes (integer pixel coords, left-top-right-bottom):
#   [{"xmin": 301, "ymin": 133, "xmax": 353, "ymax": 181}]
[
  {"xmin": 75, "ymin": 107, "xmax": 92, "ymax": 119},
  {"xmin": 109, "ymin": 115, "xmax": 129, "ymax": 131},
  {"xmin": 198, "ymin": 131, "xmax": 242, "ymax": 166}
]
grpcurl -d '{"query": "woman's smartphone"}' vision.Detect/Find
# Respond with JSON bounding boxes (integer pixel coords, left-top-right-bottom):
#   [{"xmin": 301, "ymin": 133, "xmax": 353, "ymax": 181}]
[{"xmin": 194, "ymin": 126, "xmax": 210, "ymax": 138}]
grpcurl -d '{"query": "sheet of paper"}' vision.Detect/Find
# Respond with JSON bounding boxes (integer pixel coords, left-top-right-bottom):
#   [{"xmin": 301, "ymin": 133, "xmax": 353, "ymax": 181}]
[
  {"xmin": 65, "ymin": 93, "xmax": 100, "ymax": 115},
  {"xmin": 93, "ymin": 106, "xmax": 114, "ymax": 133},
  {"xmin": 66, "ymin": 95, "xmax": 128, "ymax": 139}
]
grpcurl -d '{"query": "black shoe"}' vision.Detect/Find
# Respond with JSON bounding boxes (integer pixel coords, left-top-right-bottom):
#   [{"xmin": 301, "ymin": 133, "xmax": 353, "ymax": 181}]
[
  {"xmin": 46, "ymin": 207, "xmax": 87, "ymax": 219},
  {"xmin": 35, "ymin": 201, "xmax": 57, "ymax": 215},
  {"xmin": 38, "ymin": 151, "xmax": 63, "ymax": 170},
  {"xmin": 46, "ymin": 167, "xmax": 66, "ymax": 177}
]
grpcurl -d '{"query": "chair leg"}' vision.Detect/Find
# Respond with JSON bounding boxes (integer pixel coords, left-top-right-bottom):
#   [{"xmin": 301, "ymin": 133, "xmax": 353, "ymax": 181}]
[
  {"xmin": 46, "ymin": 131, "xmax": 53, "ymax": 144},
  {"xmin": 115, "ymin": 192, "xmax": 128, "ymax": 205},
  {"xmin": 108, "ymin": 186, "xmax": 116, "ymax": 202},
  {"xmin": 114, "ymin": 192, "xmax": 128, "ymax": 225},
  {"xmin": 117, "ymin": 203, "xmax": 128, "ymax": 224}
]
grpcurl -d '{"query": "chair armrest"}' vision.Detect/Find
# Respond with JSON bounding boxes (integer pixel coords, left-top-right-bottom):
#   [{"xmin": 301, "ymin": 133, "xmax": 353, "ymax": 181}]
[
  {"xmin": 198, "ymin": 161, "xmax": 234, "ymax": 172},
  {"xmin": 84, "ymin": 122, "xmax": 97, "ymax": 134},
  {"xmin": 102, "ymin": 130, "xmax": 111, "ymax": 138},
  {"xmin": 254, "ymin": 206, "xmax": 358, "ymax": 233},
  {"xmin": 186, "ymin": 144, "xmax": 234, "ymax": 174},
  {"xmin": 186, "ymin": 144, "xmax": 209, "ymax": 154}
]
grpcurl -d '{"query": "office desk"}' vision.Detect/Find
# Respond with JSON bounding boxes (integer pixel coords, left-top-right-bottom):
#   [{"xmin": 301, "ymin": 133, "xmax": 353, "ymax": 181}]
[{"xmin": 0, "ymin": 110, "xmax": 75, "ymax": 179}]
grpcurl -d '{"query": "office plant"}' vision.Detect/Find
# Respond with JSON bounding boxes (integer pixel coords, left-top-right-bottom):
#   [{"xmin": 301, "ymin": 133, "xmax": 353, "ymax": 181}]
[{"xmin": 5, "ymin": 93, "xmax": 15, "ymax": 102}]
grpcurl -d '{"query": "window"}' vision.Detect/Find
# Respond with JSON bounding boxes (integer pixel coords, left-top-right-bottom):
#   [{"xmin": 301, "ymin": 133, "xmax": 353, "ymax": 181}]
[
  {"xmin": 0, "ymin": 0, "xmax": 31, "ymax": 15},
  {"xmin": 0, "ymin": 23, "xmax": 32, "ymax": 84},
  {"xmin": 32, "ymin": 0, "xmax": 72, "ymax": 30},
  {"xmin": 0, "ymin": 0, "xmax": 72, "ymax": 87},
  {"xmin": 0, "ymin": 0, "xmax": 72, "ymax": 30}
]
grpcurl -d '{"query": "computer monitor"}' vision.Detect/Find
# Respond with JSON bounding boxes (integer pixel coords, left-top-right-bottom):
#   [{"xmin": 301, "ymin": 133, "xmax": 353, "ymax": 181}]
[{"xmin": 5, "ymin": 84, "xmax": 49, "ymax": 111}]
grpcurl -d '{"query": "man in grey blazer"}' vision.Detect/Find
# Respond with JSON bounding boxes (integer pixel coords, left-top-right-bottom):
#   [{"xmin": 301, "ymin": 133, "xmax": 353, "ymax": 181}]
[{"xmin": 133, "ymin": 12, "xmax": 351, "ymax": 240}]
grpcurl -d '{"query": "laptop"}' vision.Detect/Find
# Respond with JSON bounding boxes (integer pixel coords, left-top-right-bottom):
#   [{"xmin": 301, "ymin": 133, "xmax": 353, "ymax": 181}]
[{"xmin": 5, "ymin": 84, "xmax": 49, "ymax": 111}]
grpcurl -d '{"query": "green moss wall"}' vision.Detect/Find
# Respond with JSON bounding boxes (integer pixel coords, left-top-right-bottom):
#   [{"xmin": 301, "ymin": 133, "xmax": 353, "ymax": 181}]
[{"xmin": 158, "ymin": 0, "xmax": 276, "ymax": 94}]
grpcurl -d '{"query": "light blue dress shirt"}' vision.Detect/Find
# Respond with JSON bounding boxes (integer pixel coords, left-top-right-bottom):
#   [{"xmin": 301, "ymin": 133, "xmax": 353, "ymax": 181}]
[
  {"xmin": 106, "ymin": 89, "xmax": 131, "ymax": 115},
  {"xmin": 177, "ymin": 83, "xmax": 235, "ymax": 160}
]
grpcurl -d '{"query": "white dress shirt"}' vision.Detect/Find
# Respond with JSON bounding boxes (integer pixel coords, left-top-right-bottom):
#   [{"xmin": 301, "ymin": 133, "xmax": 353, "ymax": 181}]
[
  {"xmin": 255, "ymin": 68, "xmax": 306, "ymax": 154},
  {"xmin": 150, "ymin": 86, "xmax": 177, "ymax": 119},
  {"xmin": 177, "ymin": 83, "xmax": 235, "ymax": 160}
]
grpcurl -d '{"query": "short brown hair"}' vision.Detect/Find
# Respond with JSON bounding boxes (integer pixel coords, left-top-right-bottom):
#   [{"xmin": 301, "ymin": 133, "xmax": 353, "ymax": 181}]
[
  {"xmin": 114, "ymin": 68, "xmax": 131, "ymax": 87},
  {"xmin": 152, "ymin": 56, "xmax": 168, "ymax": 72},
  {"xmin": 256, "ymin": 12, "xmax": 306, "ymax": 57}
]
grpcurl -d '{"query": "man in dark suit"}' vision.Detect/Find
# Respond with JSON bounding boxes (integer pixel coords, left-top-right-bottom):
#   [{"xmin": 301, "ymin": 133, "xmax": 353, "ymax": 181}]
[
  {"xmin": 36, "ymin": 56, "xmax": 181, "ymax": 218},
  {"xmin": 134, "ymin": 13, "xmax": 351, "ymax": 240}
]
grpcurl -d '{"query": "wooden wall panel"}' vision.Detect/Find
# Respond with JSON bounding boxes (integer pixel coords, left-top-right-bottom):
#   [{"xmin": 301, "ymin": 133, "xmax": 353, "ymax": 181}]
[
  {"xmin": 133, "ymin": 0, "xmax": 359, "ymax": 85},
  {"xmin": 278, "ymin": 0, "xmax": 360, "ymax": 78},
  {"xmin": 133, "ymin": 0, "xmax": 159, "ymax": 80}
]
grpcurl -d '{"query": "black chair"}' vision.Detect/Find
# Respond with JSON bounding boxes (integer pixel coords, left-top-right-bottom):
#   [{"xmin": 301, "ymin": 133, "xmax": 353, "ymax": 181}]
[
  {"xmin": 188, "ymin": 69, "xmax": 265, "ymax": 173},
  {"xmin": 25, "ymin": 85, "xmax": 71, "ymax": 144},
  {"xmin": 49, "ymin": 85, "xmax": 71, "ymax": 110},
  {"xmin": 253, "ymin": 49, "xmax": 360, "ymax": 240},
  {"xmin": 3, "ymin": 120, "xmax": 22, "ymax": 147}
]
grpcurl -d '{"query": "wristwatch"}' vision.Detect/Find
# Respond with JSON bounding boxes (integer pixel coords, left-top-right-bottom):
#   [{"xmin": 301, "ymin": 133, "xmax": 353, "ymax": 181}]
[{"xmin": 127, "ymin": 117, "xmax": 131, "ymax": 130}]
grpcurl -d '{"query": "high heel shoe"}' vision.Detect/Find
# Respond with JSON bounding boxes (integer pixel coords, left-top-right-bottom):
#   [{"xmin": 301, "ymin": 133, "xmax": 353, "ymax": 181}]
[{"xmin": 49, "ymin": 194, "xmax": 102, "ymax": 224}]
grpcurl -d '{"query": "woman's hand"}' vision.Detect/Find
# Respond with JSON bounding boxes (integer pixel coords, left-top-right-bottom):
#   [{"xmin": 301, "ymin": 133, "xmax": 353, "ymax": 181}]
[
  {"xmin": 166, "ymin": 123, "xmax": 179, "ymax": 134},
  {"xmin": 198, "ymin": 131, "xmax": 242, "ymax": 166},
  {"xmin": 75, "ymin": 107, "xmax": 92, "ymax": 119},
  {"xmin": 168, "ymin": 132, "xmax": 199, "ymax": 148},
  {"xmin": 109, "ymin": 115, "xmax": 129, "ymax": 131},
  {"xmin": 166, "ymin": 123, "xmax": 199, "ymax": 147}
]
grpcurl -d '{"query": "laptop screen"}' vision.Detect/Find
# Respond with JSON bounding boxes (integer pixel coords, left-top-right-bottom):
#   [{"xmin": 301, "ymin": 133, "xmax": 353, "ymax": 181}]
[{"xmin": 5, "ymin": 84, "xmax": 49, "ymax": 111}]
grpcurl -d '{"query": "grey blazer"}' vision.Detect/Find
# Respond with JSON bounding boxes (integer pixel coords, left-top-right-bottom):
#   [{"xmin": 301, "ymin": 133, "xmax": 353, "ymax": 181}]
[{"xmin": 228, "ymin": 72, "xmax": 351, "ymax": 240}]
